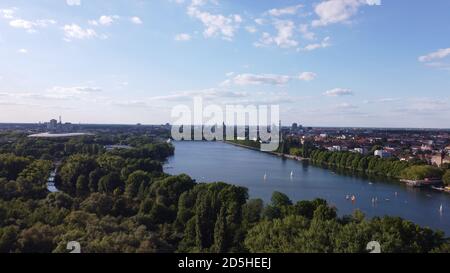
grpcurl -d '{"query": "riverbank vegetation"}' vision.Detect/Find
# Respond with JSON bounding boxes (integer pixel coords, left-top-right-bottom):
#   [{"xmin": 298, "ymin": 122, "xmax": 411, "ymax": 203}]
[
  {"xmin": 400, "ymin": 165, "xmax": 444, "ymax": 181},
  {"xmin": 230, "ymin": 138, "xmax": 448, "ymax": 182},
  {"xmin": 444, "ymin": 170, "xmax": 450, "ymax": 186},
  {"xmin": 227, "ymin": 139, "xmax": 261, "ymax": 150},
  {"xmin": 0, "ymin": 133, "xmax": 449, "ymax": 253},
  {"xmin": 309, "ymin": 150, "xmax": 411, "ymax": 178}
]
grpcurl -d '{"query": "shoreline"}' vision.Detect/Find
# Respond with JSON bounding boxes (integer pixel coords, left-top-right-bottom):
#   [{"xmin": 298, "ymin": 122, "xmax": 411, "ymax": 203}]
[
  {"xmin": 224, "ymin": 140, "xmax": 309, "ymax": 162},
  {"xmin": 222, "ymin": 140, "xmax": 449, "ymax": 195}
]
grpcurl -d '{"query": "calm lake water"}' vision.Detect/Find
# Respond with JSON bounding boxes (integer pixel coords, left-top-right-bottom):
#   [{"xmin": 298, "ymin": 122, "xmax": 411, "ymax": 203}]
[{"xmin": 164, "ymin": 141, "xmax": 450, "ymax": 235}]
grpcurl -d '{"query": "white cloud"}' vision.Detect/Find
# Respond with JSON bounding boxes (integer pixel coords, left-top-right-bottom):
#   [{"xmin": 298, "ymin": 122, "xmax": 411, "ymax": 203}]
[
  {"xmin": 9, "ymin": 19, "xmax": 33, "ymax": 29},
  {"xmin": 66, "ymin": 0, "xmax": 81, "ymax": 6},
  {"xmin": 50, "ymin": 86, "xmax": 102, "ymax": 94},
  {"xmin": 174, "ymin": 33, "xmax": 192, "ymax": 41},
  {"xmin": 63, "ymin": 24, "xmax": 97, "ymax": 41},
  {"xmin": 111, "ymin": 100, "xmax": 149, "ymax": 108},
  {"xmin": 144, "ymin": 88, "xmax": 298, "ymax": 106},
  {"xmin": 254, "ymin": 18, "xmax": 264, "ymax": 25},
  {"xmin": 335, "ymin": 102, "xmax": 358, "ymax": 110},
  {"xmin": 245, "ymin": 26, "xmax": 257, "ymax": 33},
  {"xmin": 17, "ymin": 48, "xmax": 28, "ymax": 54},
  {"xmin": 299, "ymin": 24, "xmax": 315, "ymax": 40},
  {"xmin": 148, "ymin": 88, "xmax": 248, "ymax": 102},
  {"xmin": 42, "ymin": 86, "xmax": 102, "ymax": 100},
  {"xmin": 312, "ymin": 0, "xmax": 381, "ymax": 27},
  {"xmin": 394, "ymin": 98, "xmax": 450, "ymax": 115},
  {"xmin": 171, "ymin": 0, "xmax": 186, "ymax": 4},
  {"xmin": 89, "ymin": 15, "xmax": 119, "ymax": 26},
  {"xmin": 255, "ymin": 20, "xmax": 298, "ymax": 48},
  {"xmin": 9, "ymin": 18, "xmax": 56, "ymax": 33},
  {"xmin": 0, "ymin": 8, "xmax": 16, "ymax": 19},
  {"xmin": 324, "ymin": 88, "xmax": 354, "ymax": 96},
  {"xmin": 298, "ymin": 72, "xmax": 317, "ymax": 81},
  {"xmin": 2, "ymin": 86, "xmax": 102, "ymax": 102},
  {"xmin": 300, "ymin": 36, "xmax": 331, "ymax": 51},
  {"xmin": 227, "ymin": 73, "xmax": 291, "ymax": 86},
  {"xmin": 268, "ymin": 4, "xmax": 304, "ymax": 17},
  {"xmin": 364, "ymin": 97, "xmax": 399, "ymax": 104},
  {"xmin": 418, "ymin": 48, "xmax": 450, "ymax": 63},
  {"xmin": 130, "ymin": 16, "xmax": 143, "ymax": 25},
  {"xmin": 187, "ymin": 0, "xmax": 241, "ymax": 41}
]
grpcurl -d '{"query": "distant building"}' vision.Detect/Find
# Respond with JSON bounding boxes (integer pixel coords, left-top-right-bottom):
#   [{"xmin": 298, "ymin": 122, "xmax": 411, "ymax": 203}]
[
  {"xmin": 431, "ymin": 154, "xmax": 450, "ymax": 167},
  {"xmin": 292, "ymin": 123, "xmax": 298, "ymax": 131},
  {"xmin": 374, "ymin": 150, "xmax": 392, "ymax": 158},
  {"xmin": 445, "ymin": 146, "xmax": 450, "ymax": 155},
  {"xmin": 47, "ymin": 119, "xmax": 58, "ymax": 131},
  {"xmin": 353, "ymin": 147, "xmax": 368, "ymax": 155},
  {"xmin": 421, "ymin": 144, "xmax": 433, "ymax": 151},
  {"xmin": 327, "ymin": 145, "xmax": 341, "ymax": 152}
]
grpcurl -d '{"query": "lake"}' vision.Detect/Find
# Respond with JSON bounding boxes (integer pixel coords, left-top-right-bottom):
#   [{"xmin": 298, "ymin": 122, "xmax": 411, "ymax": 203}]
[{"xmin": 164, "ymin": 141, "xmax": 450, "ymax": 234}]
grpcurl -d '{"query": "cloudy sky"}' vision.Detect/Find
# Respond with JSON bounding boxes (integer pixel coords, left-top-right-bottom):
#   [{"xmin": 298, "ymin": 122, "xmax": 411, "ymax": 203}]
[{"xmin": 0, "ymin": 0, "xmax": 449, "ymax": 128}]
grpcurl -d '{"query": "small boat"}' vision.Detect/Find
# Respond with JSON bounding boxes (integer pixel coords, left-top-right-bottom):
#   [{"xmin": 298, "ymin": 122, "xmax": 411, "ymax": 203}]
[
  {"xmin": 351, "ymin": 195, "xmax": 356, "ymax": 202},
  {"xmin": 346, "ymin": 195, "xmax": 350, "ymax": 200}
]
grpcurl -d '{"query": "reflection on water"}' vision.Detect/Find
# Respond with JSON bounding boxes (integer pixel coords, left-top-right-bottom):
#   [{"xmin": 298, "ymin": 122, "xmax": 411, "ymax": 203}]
[{"xmin": 164, "ymin": 141, "xmax": 450, "ymax": 235}]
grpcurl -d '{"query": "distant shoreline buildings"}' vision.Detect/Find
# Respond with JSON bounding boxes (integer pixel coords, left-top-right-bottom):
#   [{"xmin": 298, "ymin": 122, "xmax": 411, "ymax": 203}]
[{"xmin": 45, "ymin": 116, "xmax": 76, "ymax": 133}]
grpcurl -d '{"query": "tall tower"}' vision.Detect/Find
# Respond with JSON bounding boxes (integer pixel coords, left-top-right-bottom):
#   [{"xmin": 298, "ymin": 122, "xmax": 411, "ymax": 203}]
[{"xmin": 279, "ymin": 120, "xmax": 282, "ymax": 140}]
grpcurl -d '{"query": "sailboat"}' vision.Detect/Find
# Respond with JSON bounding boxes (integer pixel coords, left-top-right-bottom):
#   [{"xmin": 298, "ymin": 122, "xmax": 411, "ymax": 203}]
[
  {"xmin": 290, "ymin": 171, "xmax": 294, "ymax": 178},
  {"xmin": 263, "ymin": 173, "xmax": 267, "ymax": 181},
  {"xmin": 440, "ymin": 204, "xmax": 443, "ymax": 214}
]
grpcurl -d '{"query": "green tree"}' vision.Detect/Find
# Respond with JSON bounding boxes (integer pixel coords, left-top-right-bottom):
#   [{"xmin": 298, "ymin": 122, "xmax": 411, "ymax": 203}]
[
  {"xmin": 271, "ymin": 191, "xmax": 292, "ymax": 207},
  {"xmin": 443, "ymin": 170, "xmax": 450, "ymax": 186},
  {"xmin": 125, "ymin": 170, "xmax": 151, "ymax": 198},
  {"xmin": 98, "ymin": 173, "xmax": 124, "ymax": 193},
  {"xmin": 76, "ymin": 175, "xmax": 89, "ymax": 196}
]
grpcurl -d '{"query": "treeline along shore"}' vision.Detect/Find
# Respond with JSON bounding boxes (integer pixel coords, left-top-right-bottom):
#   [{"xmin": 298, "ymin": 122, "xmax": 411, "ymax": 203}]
[{"xmin": 225, "ymin": 139, "xmax": 450, "ymax": 191}]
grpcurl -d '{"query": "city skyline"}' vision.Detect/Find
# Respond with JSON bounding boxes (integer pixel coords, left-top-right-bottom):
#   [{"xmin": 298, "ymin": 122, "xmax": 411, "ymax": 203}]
[{"xmin": 1, "ymin": 0, "xmax": 450, "ymax": 127}]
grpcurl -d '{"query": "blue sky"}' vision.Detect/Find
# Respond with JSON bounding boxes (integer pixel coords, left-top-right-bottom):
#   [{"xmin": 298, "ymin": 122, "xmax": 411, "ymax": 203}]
[{"xmin": 0, "ymin": 0, "xmax": 449, "ymax": 128}]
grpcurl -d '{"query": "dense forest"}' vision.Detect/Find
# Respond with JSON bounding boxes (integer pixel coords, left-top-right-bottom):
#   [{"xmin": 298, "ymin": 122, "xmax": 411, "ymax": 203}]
[{"xmin": 0, "ymin": 132, "xmax": 449, "ymax": 253}]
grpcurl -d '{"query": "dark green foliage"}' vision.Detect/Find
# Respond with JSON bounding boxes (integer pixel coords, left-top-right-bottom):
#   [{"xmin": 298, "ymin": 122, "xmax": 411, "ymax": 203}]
[
  {"xmin": 444, "ymin": 170, "xmax": 450, "ymax": 186},
  {"xmin": 177, "ymin": 183, "xmax": 248, "ymax": 253},
  {"xmin": 245, "ymin": 200, "xmax": 445, "ymax": 253},
  {"xmin": 0, "ymin": 154, "xmax": 32, "ymax": 181},
  {"xmin": 310, "ymin": 150, "xmax": 412, "ymax": 178},
  {"xmin": 400, "ymin": 165, "xmax": 444, "ymax": 180}
]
